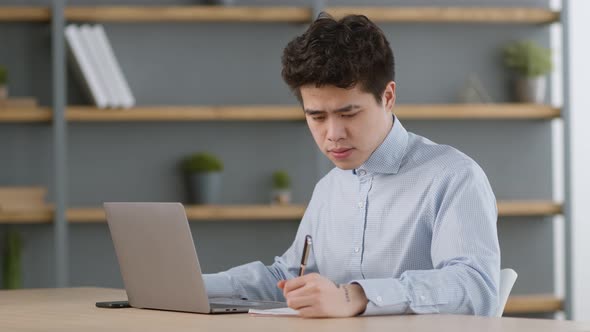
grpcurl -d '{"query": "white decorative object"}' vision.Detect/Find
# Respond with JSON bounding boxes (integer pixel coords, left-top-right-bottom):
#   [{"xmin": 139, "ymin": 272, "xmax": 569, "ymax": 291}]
[
  {"xmin": 515, "ymin": 76, "xmax": 546, "ymax": 104},
  {"xmin": 80, "ymin": 24, "xmax": 117, "ymax": 108},
  {"xmin": 65, "ymin": 25, "xmax": 135, "ymax": 109},
  {"xmin": 65, "ymin": 25, "xmax": 109, "ymax": 108},
  {"xmin": 0, "ymin": 85, "xmax": 7, "ymax": 100},
  {"xmin": 271, "ymin": 189, "xmax": 292, "ymax": 205},
  {"xmin": 93, "ymin": 25, "xmax": 136, "ymax": 109},
  {"xmin": 459, "ymin": 73, "xmax": 493, "ymax": 104}
]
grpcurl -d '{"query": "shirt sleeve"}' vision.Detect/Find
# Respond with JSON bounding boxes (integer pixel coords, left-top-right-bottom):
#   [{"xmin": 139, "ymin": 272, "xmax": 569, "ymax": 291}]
[
  {"xmin": 202, "ymin": 186, "xmax": 321, "ymax": 302},
  {"xmin": 352, "ymin": 160, "xmax": 500, "ymax": 316}
]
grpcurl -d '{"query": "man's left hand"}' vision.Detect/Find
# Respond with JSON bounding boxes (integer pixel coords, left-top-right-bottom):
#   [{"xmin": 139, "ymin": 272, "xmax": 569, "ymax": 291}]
[{"xmin": 277, "ymin": 273, "xmax": 368, "ymax": 318}]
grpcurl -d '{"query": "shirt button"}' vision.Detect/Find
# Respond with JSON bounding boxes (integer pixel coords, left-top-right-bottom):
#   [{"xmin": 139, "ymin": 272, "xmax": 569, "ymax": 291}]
[
  {"xmin": 354, "ymin": 247, "xmax": 360, "ymax": 253},
  {"xmin": 358, "ymin": 201, "xmax": 365, "ymax": 209},
  {"xmin": 376, "ymin": 296, "xmax": 383, "ymax": 302},
  {"xmin": 420, "ymin": 295, "xmax": 426, "ymax": 301},
  {"xmin": 359, "ymin": 170, "xmax": 366, "ymax": 176}
]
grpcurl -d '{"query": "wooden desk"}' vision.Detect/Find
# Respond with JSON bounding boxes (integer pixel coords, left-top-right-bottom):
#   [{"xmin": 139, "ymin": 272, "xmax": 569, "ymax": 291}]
[{"xmin": 0, "ymin": 288, "xmax": 587, "ymax": 332}]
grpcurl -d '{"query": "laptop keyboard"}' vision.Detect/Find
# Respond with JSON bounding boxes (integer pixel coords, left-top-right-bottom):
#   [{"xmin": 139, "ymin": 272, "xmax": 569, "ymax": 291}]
[{"xmin": 210, "ymin": 298, "xmax": 286, "ymax": 309}]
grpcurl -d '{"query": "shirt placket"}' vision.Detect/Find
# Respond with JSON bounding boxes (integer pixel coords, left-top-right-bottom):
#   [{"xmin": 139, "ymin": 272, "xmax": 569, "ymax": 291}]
[{"xmin": 350, "ymin": 169, "xmax": 372, "ymax": 280}]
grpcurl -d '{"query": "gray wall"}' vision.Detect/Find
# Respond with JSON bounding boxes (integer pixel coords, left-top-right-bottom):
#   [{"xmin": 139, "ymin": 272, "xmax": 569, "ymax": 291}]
[{"xmin": 1, "ymin": 0, "xmax": 556, "ymax": 313}]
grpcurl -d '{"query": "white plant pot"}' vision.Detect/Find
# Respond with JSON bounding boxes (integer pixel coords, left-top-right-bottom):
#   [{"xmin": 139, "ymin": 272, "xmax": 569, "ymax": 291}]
[
  {"xmin": 515, "ymin": 76, "xmax": 546, "ymax": 104},
  {"xmin": 271, "ymin": 189, "xmax": 291, "ymax": 205},
  {"xmin": 0, "ymin": 85, "xmax": 7, "ymax": 100}
]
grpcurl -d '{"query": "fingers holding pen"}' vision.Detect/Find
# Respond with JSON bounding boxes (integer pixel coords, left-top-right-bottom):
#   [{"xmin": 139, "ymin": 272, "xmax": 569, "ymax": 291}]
[
  {"xmin": 281, "ymin": 273, "xmax": 321, "ymax": 296},
  {"xmin": 285, "ymin": 295, "xmax": 316, "ymax": 310}
]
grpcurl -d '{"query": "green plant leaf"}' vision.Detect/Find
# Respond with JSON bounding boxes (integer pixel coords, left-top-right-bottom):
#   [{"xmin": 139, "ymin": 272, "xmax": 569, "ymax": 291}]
[
  {"xmin": 502, "ymin": 40, "xmax": 552, "ymax": 77},
  {"xmin": 272, "ymin": 170, "xmax": 291, "ymax": 189},
  {"xmin": 0, "ymin": 66, "xmax": 7, "ymax": 85},
  {"xmin": 2, "ymin": 230, "xmax": 22, "ymax": 289},
  {"xmin": 183, "ymin": 152, "xmax": 223, "ymax": 173}
]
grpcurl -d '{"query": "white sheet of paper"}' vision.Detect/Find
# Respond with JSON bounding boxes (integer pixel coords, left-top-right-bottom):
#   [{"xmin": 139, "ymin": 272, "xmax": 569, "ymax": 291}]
[{"xmin": 248, "ymin": 307, "xmax": 300, "ymax": 316}]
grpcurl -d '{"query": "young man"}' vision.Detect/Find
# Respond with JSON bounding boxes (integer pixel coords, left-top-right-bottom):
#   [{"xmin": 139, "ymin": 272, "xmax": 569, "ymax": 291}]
[{"xmin": 203, "ymin": 13, "xmax": 500, "ymax": 318}]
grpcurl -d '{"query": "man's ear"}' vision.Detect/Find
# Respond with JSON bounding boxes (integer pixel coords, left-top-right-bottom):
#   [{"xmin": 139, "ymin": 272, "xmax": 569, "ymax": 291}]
[{"xmin": 382, "ymin": 81, "xmax": 396, "ymax": 111}]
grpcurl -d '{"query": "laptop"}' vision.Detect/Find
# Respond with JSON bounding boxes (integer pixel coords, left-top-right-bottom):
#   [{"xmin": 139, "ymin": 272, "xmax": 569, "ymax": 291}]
[{"xmin": 104, "ymin": 202, "xmax": 287, "ymax": 314}]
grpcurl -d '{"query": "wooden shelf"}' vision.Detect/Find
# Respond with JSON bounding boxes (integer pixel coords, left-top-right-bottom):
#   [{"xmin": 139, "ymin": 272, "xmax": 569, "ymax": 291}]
[
  {"xmin": 66, "ymin": 106, "xmax": 304, "ymax": 122},
  {"xmin": 0, "ymin": 107, "xmax": 52, "ymax": 123},
  {"xmin": 64, "ymin": 104, "xmax": 560, "ymax": 122},
  {"xmin": 0, "ymin": 6, "xmax": 51, "ymax": 22},
  {"xmin": 504, "ymin": 294, "xmax": 564, "ymax": 314},
  {"xmin": 67, "ymin": 205, "xmax": 307, "ymax": 223},
  {"xmin": 0, "ymin": 208, "xmax": 53, "ymax": 224},
  {"xmin": 498, "ymin": 201, "xmax": 562, "ymax": 217},
  {"xmin": 0, "ymin": 5, "xmax": 560, "ymax": 25},
  {"xmin": 62, "ymin": 6, "xmax": 559, "ymax": 24},
  {"xmin": 61, "ymin": 201, "xmax": 563, "ymax": 223},
  {"xmin": 326, "ymin": 7, "xmax": 560, "ymax": 24},
  {"xmin": 396, "ymin": 104, "xmax": 560, "ymax": 120},
  {"xmin": 0, "ymin": 201, "xmax": 563, "ymax": 224},
  {"xmin": 65, "ymin": 6, "xmax": 310, "ymax": 23},
  {"xmin": 0, "ymin": 205, "xmax": 304, "ymax": 223},
  {"xmin": 0, "ymin": 104, "xmax": 559, "ymax": 122}
]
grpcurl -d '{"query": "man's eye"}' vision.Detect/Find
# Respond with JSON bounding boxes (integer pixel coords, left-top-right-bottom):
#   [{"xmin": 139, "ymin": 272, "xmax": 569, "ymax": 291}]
[
  {"xmin": 342, "ymin": 113, "xmax": 357, "ymax": 118},
  {"xmin": 312, "ymin": 116, "xmax": 325, "ymax": 120}
]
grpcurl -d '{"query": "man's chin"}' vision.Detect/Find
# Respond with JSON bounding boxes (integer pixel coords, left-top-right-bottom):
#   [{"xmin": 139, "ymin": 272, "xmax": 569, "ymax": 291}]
[{"xmin": 329, "ymin": 158, "xmax": 360, "ymax": 170}]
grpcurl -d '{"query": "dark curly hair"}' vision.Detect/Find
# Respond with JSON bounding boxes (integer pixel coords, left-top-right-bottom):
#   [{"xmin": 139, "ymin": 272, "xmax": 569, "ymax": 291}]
[{"xmin": 281, "ymin": 12, "xmax": 395, "ymax": 104}]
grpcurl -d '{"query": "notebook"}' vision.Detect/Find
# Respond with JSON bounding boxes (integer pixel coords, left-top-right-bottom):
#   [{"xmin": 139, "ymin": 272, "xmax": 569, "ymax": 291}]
[{"xmin": 248, "ymin": 307, "xmax": 300, "ymax": 316}]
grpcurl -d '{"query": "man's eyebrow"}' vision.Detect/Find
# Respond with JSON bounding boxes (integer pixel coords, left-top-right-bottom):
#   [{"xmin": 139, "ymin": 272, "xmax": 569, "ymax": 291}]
[{"xmin": 304, "ymin": 105, "xmax": 361, "ymax": 115}]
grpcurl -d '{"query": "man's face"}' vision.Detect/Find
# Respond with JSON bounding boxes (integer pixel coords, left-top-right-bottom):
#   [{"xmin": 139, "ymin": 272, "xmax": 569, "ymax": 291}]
[{"xmin": 301, "ymin": 82, "xmax": 396, "ymax": 170}]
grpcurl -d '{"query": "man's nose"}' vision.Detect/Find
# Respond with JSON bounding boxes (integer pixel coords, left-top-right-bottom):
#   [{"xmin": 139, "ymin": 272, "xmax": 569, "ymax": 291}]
[{"xmin": 326, "ymin": 118, "xmax": 346, "ymax": 142}]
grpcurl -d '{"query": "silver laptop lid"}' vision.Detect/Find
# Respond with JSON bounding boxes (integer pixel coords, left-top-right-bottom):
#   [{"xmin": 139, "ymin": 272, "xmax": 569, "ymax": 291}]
[{"xmin": 104, "ymin": 202, "xmax": 211, "ymax": 313}]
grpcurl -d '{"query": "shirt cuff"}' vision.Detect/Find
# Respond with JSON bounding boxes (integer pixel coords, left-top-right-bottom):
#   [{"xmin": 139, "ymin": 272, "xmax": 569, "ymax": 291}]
[
  {"xmin": 202, "ymin": 272, "xmax": 240, "ymax": 299},
  {"xmin": 351, "ymin": 278, "xmax": 410, "ymax": 316}
]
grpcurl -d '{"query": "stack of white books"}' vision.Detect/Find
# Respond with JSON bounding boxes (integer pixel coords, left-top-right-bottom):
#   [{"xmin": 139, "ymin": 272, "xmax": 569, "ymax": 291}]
[{"xmin": 65, "ymin": 24, "xmax": 135, "ymax": 109}]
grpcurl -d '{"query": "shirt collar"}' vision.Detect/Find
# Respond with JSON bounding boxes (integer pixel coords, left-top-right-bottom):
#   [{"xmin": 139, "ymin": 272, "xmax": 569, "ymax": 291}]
[{"xmin": 354, "ymin": 115, "xmax": 409, "ymax": 175}]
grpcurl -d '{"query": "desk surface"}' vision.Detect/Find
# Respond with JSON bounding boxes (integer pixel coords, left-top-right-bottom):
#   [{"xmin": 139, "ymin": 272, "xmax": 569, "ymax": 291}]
[{"xmin": 0, "ymin": 288, "xmax": 587, "ymax": 332}]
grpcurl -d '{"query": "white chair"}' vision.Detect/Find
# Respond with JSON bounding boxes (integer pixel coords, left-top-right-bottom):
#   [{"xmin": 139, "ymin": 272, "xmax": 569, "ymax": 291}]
[{"xmin": 496, "ymin": 268, "xmax": 518, "ymax": 317}]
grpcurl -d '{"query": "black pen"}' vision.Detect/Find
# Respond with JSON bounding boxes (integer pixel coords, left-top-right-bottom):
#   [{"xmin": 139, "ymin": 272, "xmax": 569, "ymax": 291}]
[{"xmin": 298, "ymin": 235, "xmax": 312, "ymax": 277}]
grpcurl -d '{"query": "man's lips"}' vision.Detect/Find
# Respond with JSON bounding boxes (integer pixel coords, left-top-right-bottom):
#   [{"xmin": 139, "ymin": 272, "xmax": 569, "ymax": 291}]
[
  {"xmin": 328, "ymin": 148, "xmax": 354, "ymax": 159},
  {"xmin": 328, "ymin": 148, "xmax": 353, "ymax": 153}
]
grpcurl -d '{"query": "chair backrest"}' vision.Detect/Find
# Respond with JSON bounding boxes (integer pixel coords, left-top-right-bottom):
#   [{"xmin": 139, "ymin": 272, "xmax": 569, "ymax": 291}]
[{"xmin": 496, "ymin": 268, "xmax": 518, "ymax": 317}]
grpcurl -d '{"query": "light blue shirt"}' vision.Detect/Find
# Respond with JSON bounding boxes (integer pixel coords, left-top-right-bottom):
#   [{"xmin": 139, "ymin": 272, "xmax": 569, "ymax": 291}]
[{"xmin": 203, "ymin": 116, "xmax": 500, "ymax": 316}]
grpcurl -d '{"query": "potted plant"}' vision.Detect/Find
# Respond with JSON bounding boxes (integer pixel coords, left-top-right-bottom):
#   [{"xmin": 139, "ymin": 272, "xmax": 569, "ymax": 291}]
[
  {"xmin": 271, "ymin": 170, "xmax": 291, "ymax": 205},
  {"xmin": 503, "ymin": 40, "xmax": 552, "ymax": 103},
  {"xmin": 183, "ymin": 152, "xmax": 223, "ymax": 204},
  {"xmin": 0, "ymin": 66, "xmax": 7, "ymax": 100},
  {"xmin": 3, "ymin": 230, "xmax": 22, "ymax": 289}
]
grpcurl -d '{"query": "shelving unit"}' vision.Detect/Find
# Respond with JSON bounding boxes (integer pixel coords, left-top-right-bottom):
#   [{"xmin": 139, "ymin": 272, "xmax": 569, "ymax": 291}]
[{"xmin": 0, "ymin": 1, "xmax": 568, "ymax": 318}]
